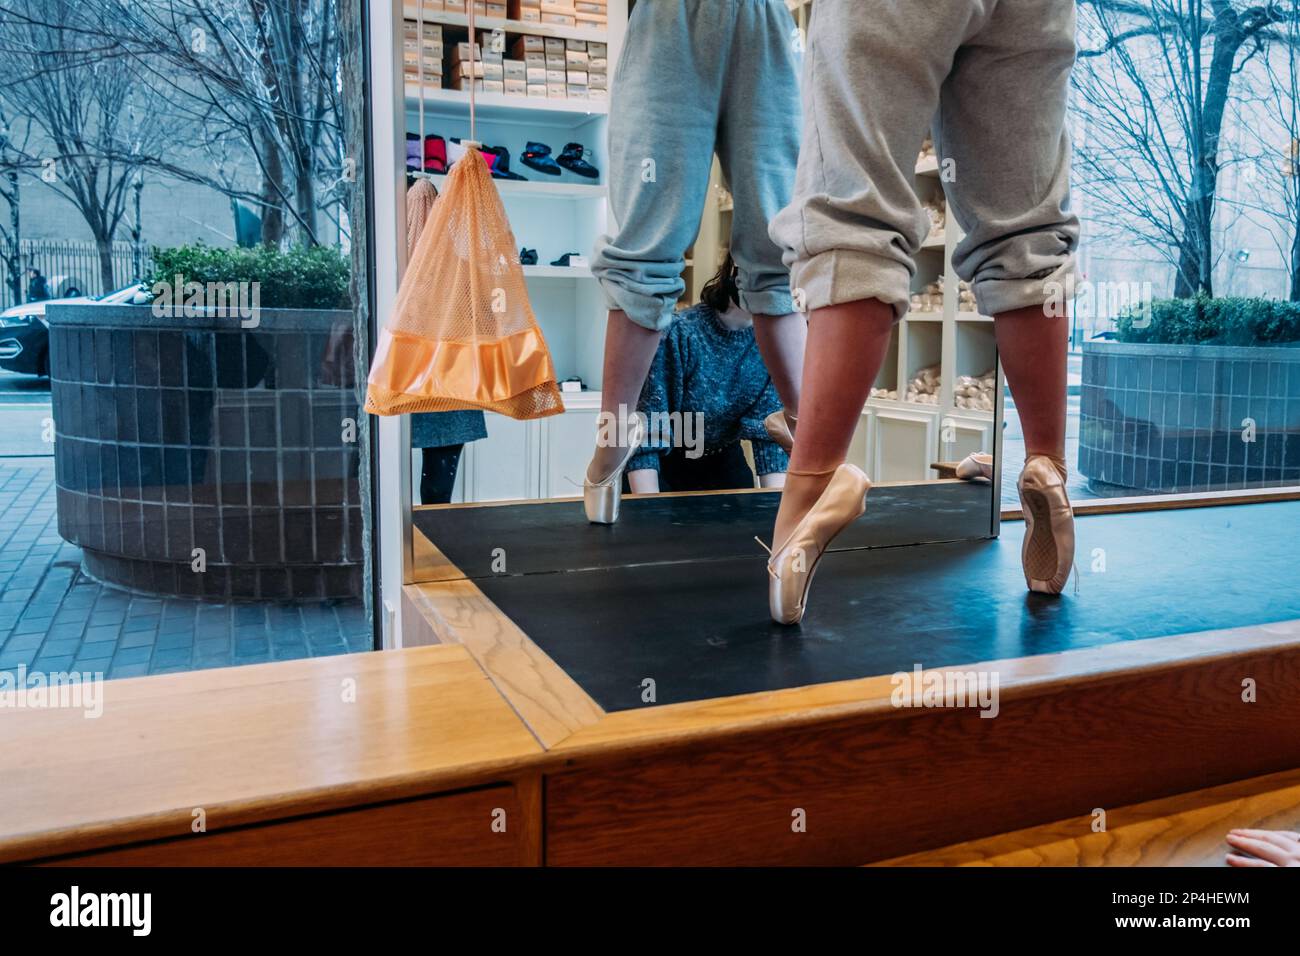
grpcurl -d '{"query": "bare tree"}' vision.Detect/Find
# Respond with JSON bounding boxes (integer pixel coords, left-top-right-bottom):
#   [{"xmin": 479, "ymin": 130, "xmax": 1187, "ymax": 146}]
[
  {"xmin": 0, "ymin": 107, "xmax": 34, "ymax": 303},
  {"xmin": 0, "ymin": 0, "xmax": 170, "ymax": 291},
  {"xmin": 1074, "ymin": 0, "xmax": 1290, "ymax": 297},
  {"xmin": 102, "ymin": 0, "xmax": 346, "ymax": 247},
  {"xmin": 1233, "ymin": 0, "xmax": 1300, "ymax": 297}
]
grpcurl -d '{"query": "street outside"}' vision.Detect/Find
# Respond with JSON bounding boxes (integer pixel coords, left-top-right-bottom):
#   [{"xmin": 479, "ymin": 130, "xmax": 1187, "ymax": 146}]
[{"xmin": 0, "ymin": 368, "xmax": 370, "ymax": 683}]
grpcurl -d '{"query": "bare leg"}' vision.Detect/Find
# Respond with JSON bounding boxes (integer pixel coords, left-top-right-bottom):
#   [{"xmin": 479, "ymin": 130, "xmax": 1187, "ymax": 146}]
[
  {"xmin": 773, "ymin": 298, "xmax": 894, "ymax": 547},
  {"xmin": 994, "ymin": 304, "xmax": 1069, "ymax": 478},
  {"xmin": 752, "ymin": 311, "xmax": 808, "ymax": 417},
  {"xmin": 589, "ymin": 309, "xmax": 662, "ymax": 481}
]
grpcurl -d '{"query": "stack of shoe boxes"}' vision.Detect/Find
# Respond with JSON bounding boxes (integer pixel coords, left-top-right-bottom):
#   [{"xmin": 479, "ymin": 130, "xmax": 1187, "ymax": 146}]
[
  {"xmin": 545, "ymin": 37, "xmax": 567, "ymax": 99},
  {"xmin": 402, "ymin": 19, "xmax": 444, "ymax": 84},
  {"xmin": 508, "ymin": 0, "xmax": 542, "ymax": 23},
  {"xmin": 450, "ymin": 40, "xmax": 507, "ymax": 93},
  {"xmin": 565, "ymin": 39, "xmax": 588, "ymax": 100},
  {"xmin": 574, "ymin": 0, "xmax": 607, "ymax": 29},
  {"xmin": 588, "ymin": 40, "xmax": 606, "ymax": 100},
  {"xmin": 512, "ymin": 34, "xmax": 548, "ymax": 98},
  {"xmin": 539, "ymin": 0, "xmax": 577, "ymax": 27}
]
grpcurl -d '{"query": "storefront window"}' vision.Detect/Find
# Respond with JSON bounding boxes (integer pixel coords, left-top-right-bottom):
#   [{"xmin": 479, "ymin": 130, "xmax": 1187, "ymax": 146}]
[
  {"xmin": 1014, "ymin": 0, "xmax": 1300, "ymax": 508},
  {"xmin": 0, "ymin": 0, "xmax": 376, "ymax": 683}
]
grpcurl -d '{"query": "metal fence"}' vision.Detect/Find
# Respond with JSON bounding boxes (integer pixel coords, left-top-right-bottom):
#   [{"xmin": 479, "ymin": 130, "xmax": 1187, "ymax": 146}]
[{"xmin": 1, "ymin": 239, "xmax": 153, "ymax": 311}]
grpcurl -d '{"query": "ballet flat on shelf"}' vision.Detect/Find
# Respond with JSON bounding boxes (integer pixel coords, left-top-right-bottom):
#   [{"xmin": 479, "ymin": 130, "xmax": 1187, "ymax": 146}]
[
  {"xmin": 1017, "ymin": 455, "xmax": 1075, "ymax": 594},
  {"xmin": 955, "ymin": 452, "xmax": 993, "ymax": 481},
  {"xmin": 763, "ymin": 409, "xmax": 796, "ymax": 454},
  {"xmin": 766, "ymin": 463, "xmax": 870, "ymax": 625},
  {"xmin": 583, "ymin": 415, "xmax": 646, "ymax": 525}
]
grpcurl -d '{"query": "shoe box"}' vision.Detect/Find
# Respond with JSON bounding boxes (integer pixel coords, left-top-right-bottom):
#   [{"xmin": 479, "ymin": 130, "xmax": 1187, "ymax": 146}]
[
  {"xmin": 507, "ymin": 1, "xmax": 607, "ymax": 30},
  {"xmin": 440, "ymin": 2, "xmax": 509, "ymax": 17},
  {"xmin": 402, "ymin": 20, "xmax": 443, "ymax": 81}
]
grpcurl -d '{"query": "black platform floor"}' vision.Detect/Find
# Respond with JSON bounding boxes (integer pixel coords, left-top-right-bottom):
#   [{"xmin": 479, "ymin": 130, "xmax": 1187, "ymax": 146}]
[
  {"xmin": 415, "ymin": 481, "xmax": 994, "ymax": 579},
  {"xmin": 443, "ymin": 498, "xmax": 1300, "ymax": 711}
]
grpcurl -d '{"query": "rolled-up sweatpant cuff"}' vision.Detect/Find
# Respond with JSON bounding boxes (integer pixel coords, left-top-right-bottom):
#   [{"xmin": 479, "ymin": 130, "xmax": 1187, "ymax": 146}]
[
  {"xmin": 739, "ymin": 288, "xmax": 795, "ymax": 317},
  {"xmin": 972, "ymin": 258, "xmax": 1076, "ymax": 318},
  {"xmin": 595, "ymin": 273, "xmax": 679, "ymax": 332},
  {"xmin": 789, "ymin": 249, "xmax": 913, "ymax": 321}
]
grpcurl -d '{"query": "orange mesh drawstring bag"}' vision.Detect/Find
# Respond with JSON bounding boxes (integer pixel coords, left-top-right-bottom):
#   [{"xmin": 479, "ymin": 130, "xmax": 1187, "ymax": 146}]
[
  {"xmin": 366, "ymin": 3, "xmax": 563, "ymax": 420},
  {"xmin": 366, "ymin": 148, "xmax": 564, "ymax": 420}
]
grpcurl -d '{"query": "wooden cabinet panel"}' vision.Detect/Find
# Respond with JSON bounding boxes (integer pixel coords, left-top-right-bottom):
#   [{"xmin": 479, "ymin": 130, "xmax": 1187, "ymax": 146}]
[{"xmin": 45, "ymin": 786, "xmax": 536, "ymax": 867}]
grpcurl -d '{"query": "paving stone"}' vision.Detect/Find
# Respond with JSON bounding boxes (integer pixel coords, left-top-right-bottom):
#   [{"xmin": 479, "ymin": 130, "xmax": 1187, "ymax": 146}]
[
  {"xmin": 155, "ymin": 631, "xmax": 196, "ymax": 651},
  {"xmin": 118, "ymin": 630, "xmax": 157, "ymax": 649},
  {"xmin": 111, "ymin": 646, "xmax": 153, "ymax": 666},
  {"xmin": 108, "ymin": 662, "xmax": 151, "ymax": 679}
]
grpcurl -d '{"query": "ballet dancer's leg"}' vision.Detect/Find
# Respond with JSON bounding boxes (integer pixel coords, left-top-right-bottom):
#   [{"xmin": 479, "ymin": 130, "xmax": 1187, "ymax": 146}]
[
  {"xmin": 773, "ymin": 299, "xmax": 893, "ymax": 549},
  {"xmin": 716, "ymin": 0, "xmax": 807, "ymax": 419}
]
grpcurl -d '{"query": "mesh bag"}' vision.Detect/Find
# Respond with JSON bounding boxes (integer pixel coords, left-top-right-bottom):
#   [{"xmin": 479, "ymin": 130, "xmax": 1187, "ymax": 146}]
[{"xmin": 366, "ymin": 150, "xmax": 564, "ymax": 420}]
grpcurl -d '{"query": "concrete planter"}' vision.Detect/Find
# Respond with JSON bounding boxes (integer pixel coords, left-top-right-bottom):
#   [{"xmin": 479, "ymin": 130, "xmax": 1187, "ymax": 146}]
[
  {"xmin": 46, "ymin": 303, "xmax": 363, "ymax": 601},
  {"xmin": 1079, "ymin": 340, "xmax": 1300, "ymax": 494}
]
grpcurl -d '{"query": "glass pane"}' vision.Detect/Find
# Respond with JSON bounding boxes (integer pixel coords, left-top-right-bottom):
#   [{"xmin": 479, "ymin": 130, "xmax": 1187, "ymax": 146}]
[
  {"xmin": 0, "ymin": 0, "xmax": 375, "ymax": 690},
  {"xmin": 1002, "ymin": 2, "xmax": 1300, "ymax": 509}
]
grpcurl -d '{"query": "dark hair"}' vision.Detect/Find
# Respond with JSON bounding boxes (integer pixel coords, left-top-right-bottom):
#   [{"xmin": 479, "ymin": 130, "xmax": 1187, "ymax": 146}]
[{"xmin": 700, "ymin": 253, "xmax": 739, "ymax": 313}]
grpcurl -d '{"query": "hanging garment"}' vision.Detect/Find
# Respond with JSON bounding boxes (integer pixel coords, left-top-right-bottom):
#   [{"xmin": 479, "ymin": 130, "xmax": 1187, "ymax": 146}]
[
  {"xmin": 405, "ymin": 176, "xmax": 439, "ymax": 252},
  {"xmin": 366, "ymin": 150, "xmax": 564, "ymax": 420}
]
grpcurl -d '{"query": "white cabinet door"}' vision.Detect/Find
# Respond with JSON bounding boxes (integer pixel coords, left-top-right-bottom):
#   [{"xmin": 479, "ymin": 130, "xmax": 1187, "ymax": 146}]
[
  {"xmin": 872, "ymin": 405, "xmax": 940, "ymax": 482},
  {"xmin": 463, "ymin": 413, "xmax": 537, "ymax": 502},
  {"xmin": 542, "ymin": 403, "xmax": 601, "ymax": 498},
  {"xmin": 939, "ymin": 412, "xmax": 994, "ymax": 464}
]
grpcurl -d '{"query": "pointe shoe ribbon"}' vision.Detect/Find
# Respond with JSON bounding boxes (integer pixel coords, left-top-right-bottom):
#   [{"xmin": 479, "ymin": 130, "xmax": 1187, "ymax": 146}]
[
  {"xmin": 583, "ymin": 414, "xmax": 646, "ymax": 525},
  {"xmin": 765, "ymin": 463, "xmax": 870, "ymax": 625},
  {"xmin": 1017, "ymin": 455, "xmax": 1075, "ymax": 594}
]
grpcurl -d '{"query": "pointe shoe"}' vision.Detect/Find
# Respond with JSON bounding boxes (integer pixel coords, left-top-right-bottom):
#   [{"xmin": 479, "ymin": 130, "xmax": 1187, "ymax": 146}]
[
  {"xmin": 955, "ymin": 452, "xmax": 993, "ymax": 481},
  {"xmin": 584, "ymin": 415, "xmax": 646, "ymax": 524},
  {"xmin": 767, "ymin": 464, "xmax": 870, "ymax": 625},
  {"xmin": 764, "ymin": 409, "xmax": 797, "ymax": 454},
  {"xmin": 1017, "ymin": 455, "xmax": 1074, "ymax": 594}
]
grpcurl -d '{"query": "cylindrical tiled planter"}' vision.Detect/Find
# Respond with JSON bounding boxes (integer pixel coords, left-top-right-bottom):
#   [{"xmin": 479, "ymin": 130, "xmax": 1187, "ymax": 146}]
[
  {"xmin": 46, "ymin": 304, "xmax": 363, "ymax": 601},
  {"xmin": 1080, "ymin": 341, "xmax": 1300, "ymax": 494}
]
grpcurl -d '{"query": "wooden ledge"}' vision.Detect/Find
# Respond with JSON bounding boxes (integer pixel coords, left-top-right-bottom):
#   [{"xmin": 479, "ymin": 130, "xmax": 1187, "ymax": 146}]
[
  {"xmin": 876, "ymin": 766, "xmax": 1300, "ymax": 867},
  {"xmin": 0, "ymin": 644, "xmax": 543, "ymax": 864}
]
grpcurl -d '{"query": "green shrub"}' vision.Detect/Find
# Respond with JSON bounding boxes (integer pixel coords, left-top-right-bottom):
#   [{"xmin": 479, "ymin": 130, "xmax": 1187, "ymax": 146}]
[
  {"xmin": 1115, "ymin": 294, "xmax": 1300, "ymax": 347},
  {"xmin": 148, "ymin": 243, "xmax": 351, "ymax": 310}
]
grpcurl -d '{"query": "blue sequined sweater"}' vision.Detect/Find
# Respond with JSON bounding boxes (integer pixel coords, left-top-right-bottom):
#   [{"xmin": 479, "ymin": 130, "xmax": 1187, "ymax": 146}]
[{"xmin": 628, "ymin": 303, "xmax": 788, "ymax": 476}]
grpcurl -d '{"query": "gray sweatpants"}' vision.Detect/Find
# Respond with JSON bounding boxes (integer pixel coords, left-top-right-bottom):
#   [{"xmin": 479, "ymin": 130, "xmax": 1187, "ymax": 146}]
[
  {"xmin": 591, "ymin": 0, "xmax": 801, "ymax": 332},
  {"xmin": 770, "ymin": 0, "xmax": 1081, "ymax": 320}
]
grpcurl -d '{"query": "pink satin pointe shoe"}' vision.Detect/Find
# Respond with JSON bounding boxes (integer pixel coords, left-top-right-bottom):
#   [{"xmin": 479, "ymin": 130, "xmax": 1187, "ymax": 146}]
[
  {"xmin": 1017, "ymin": 455, "xmax": 1075, "ymax": 594},
  {"xmin": 763, "ymin": 409, "xmax": 797, "ymax": 454},
  {"xmin": 584, "ymin": 414, "xmax": 646, "ymax": 524},
  {"xmin": 765, "ymin": 463, "xmax": 871, "ymax": 625},
  {"xmin": 955, "ymin": 452, "xmax": 993, "ymax": 481}
]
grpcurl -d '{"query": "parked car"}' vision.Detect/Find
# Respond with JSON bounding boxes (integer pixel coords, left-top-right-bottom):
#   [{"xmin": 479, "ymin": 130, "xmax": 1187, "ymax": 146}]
[{"xmin": 0, "ymin": 284, "xmax": 151, "ymax": 377}]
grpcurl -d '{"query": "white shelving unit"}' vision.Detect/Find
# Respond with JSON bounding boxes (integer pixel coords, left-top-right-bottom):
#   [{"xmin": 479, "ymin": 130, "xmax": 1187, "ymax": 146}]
[
  {"xmin": 853, "ymin": 157, "xmax": 999, "ymax": 481},
  {"xmin": 401, "ymin": 1, "xmax": 628, "ymax": 503}
]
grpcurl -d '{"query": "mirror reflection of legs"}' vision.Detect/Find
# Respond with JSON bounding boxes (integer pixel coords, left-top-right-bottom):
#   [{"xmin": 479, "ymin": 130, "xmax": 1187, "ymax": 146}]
[{"xmin": 409, "ymin": 0, "xmax": 1080, "ymax": 629}]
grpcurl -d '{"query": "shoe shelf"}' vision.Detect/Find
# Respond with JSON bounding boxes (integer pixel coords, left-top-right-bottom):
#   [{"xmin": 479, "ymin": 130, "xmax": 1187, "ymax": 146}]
[
  {"xmin": 406, "ymin": 84, "xmax": 608, "ymax": 123},
  {"xmin": 522, "ymin": 264, "xmax": 595, "ymax": 279},
  {"xmin": 426, "ymin": 173, "xmax": 606, "ymax": 198},
  {"xmin": 402, "ymin": 5, "xmax": 610, "ymax": 45}
]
